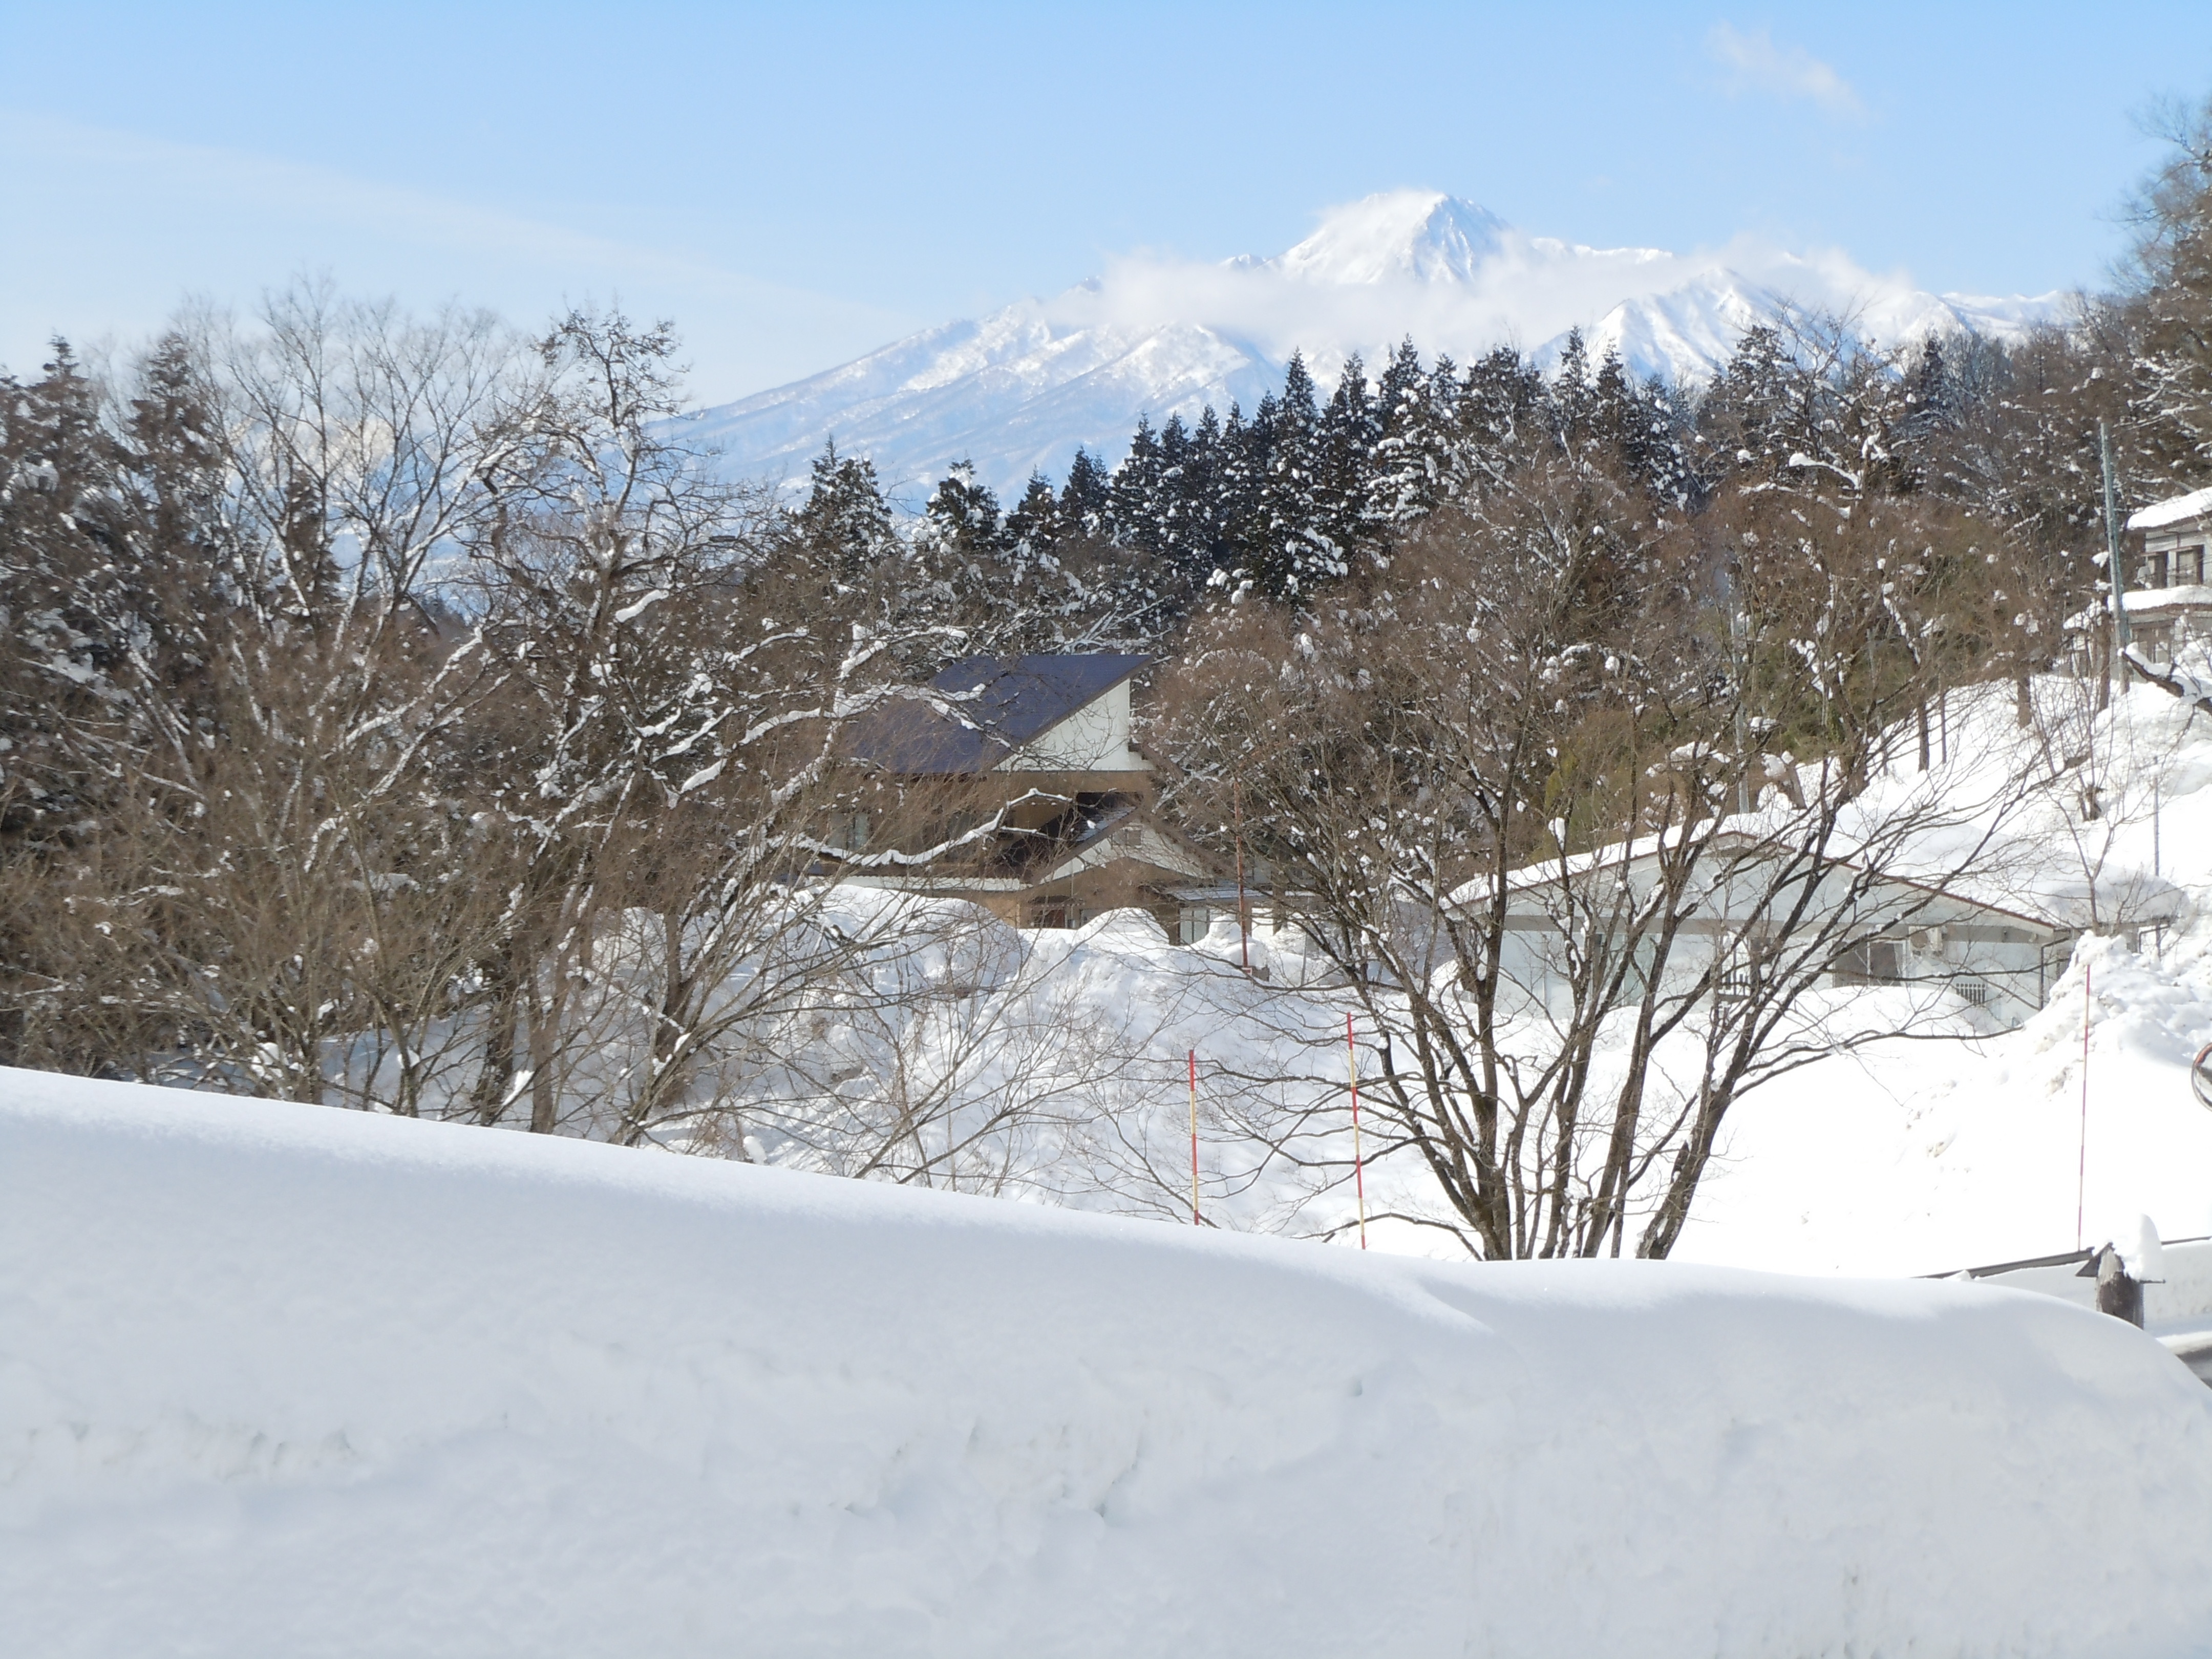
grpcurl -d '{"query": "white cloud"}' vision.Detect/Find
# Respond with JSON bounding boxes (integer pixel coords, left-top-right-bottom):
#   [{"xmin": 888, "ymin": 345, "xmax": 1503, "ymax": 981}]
[
  {"xmin": 1707, "ymin": 23, "xmax": 1863, "ymax": 118},
  {"xmin": 1045, "ymin": 225, "xmax": 1912, "ymax": 388}
]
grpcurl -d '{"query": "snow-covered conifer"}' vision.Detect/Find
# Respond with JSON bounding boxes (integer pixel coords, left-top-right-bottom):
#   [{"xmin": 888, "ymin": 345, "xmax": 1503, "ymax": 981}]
[
  {"xmin": 1059, "ymin": 445, "xmax": 1112, "ymax": 539},
  {"xmin": 794, "ymin": 437, "xmax": 896, "ymax": 581}
]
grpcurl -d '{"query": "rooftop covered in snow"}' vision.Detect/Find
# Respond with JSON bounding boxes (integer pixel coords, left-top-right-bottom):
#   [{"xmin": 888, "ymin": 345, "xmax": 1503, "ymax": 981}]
[{"xmin": 2127, "ymin": 484, "xmax": 2212, "ymax": 534}]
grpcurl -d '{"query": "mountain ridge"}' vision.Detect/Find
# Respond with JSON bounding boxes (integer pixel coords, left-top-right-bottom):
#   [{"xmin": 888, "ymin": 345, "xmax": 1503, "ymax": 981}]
[{"xmin": 680, "ymin": 190, "xmax": 2062, "ymax": 501}]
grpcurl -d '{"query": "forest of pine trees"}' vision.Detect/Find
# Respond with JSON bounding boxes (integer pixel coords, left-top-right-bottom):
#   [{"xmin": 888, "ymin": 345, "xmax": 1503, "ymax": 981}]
[{"xmin": 837, "ymin": 286, "xmax": 2203, "ymax": 662}]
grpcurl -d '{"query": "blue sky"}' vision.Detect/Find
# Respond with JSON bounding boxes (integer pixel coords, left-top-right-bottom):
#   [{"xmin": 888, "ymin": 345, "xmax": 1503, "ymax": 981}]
[{"xmin": 5, "ymin": 2, "xmax": 2211, "ymax": 404}]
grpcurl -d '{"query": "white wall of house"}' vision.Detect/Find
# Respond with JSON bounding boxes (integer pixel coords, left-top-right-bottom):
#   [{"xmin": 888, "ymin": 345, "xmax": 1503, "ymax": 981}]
[
  {"xmin": 994, "ymin": 680, "xmax": 1151, "ymax": 773},
  {"xmin": 1490, "ymin": 858, "xmax": 2068, "ymax": 1030}
]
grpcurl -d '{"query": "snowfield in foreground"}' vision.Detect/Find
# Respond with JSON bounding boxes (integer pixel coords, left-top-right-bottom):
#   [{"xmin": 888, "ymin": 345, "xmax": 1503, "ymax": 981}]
[{"xmin": 4, "ymin": 1070, "xmax": 2211, "ymax": 1657}]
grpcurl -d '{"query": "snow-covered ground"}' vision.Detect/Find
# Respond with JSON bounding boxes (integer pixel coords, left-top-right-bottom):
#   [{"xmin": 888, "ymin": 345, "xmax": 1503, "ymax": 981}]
[
  {"xmin": 5, "ymin": 1065, "xmax": 2210, "ymax": 1657},
  {"xmin": 275, "ymin": 664, "xmax": 2212, "ymax": 1285},
  {"xmin": 774, "ymin": 668, "xmax": 2212, "ymax": 1282},
  {"xmin": 1677, "ymin": 672, "xmax": 2212, "ymax": 1278}
]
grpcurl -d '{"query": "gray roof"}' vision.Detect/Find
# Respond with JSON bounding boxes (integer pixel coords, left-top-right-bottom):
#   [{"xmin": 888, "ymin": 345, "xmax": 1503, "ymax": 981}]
[{"xmin": 849, "ymin": 654, "xmax": 1148, "ymax": 775}]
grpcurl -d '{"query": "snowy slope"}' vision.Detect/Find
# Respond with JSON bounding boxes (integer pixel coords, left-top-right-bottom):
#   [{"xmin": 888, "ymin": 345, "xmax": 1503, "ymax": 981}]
[
  {"xmin": 1674, "ymin": 675, "xmax": 2212, "ymax": 1280},
  {"xmin": 4, "ymin": 1067, "xmax": 2210, "ymax": 1658},
  {"xmin": 680, "ymin": 189, "xmax": 2062, "ymax": 499}
]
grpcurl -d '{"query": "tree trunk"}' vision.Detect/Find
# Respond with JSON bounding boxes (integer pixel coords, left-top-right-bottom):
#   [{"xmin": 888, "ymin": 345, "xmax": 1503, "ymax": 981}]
[
  {"xmin": 527, "ymin": 969, "xmax": 565, "ymax": 1135},
  {"xmin": 467, "ymin": 949, "xmax": 521, "ymax": 1124}
]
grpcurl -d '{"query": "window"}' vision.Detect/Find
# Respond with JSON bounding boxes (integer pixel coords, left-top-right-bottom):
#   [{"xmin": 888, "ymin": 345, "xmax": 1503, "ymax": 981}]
[
  {"xmin": 2140, "ymin": 549, "xmax": 2171, "ymax": 590},
  {"xmin": 1836, "ymin": 937, "xmax": 1903, "ymax": 984},
  {"xmin": 1177, "ymin": 904, "xmax": 1212, "ymax": 945},
  {"xmin": 1027, "ymin": 898, "xmax": 1075, "ymax": 929},
  {"xmin": 2179, "ymin": 545, "xmax": 2206, "ymax": 586}
]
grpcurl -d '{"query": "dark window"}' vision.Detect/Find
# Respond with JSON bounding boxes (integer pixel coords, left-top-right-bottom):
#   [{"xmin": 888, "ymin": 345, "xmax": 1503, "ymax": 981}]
[
  {"xmin": 2140, "ymin": 550, "xmax": 2171, "ymax": 590},
  {"xmin": 1027, "ymin": 898, "xmax": 1074, "ymax": 929},
  {"xmin": 2179, "ymin": 545, "xmax": 2206, "ymax": 586},
  {"xmin": 1837, "ymin": 938, "xmax": 1903, "ymax": 983}
]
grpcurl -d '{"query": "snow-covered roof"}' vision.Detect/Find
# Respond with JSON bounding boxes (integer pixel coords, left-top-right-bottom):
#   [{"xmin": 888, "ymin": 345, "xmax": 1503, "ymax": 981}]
[
  {"xmin": 1470, "ymin": 825, "xmax": 2078, "ymax": 934},
  {"xmin": 2121, "ymin": 584, "xmax": 2212, "ymax": 614},
  {"xmin": 1035, "ymin": 815, "xmax": 1214, "ymax": 885},
  {"xmin": 2126, "ymin": 486, "xmax": 2212, "ymax": 534}
]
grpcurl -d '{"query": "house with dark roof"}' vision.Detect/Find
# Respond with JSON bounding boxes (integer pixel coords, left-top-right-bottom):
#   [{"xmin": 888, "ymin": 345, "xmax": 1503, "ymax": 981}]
[{"xmin": 833, "ymin": 654, "xmax": 1224, "ymax": 933}]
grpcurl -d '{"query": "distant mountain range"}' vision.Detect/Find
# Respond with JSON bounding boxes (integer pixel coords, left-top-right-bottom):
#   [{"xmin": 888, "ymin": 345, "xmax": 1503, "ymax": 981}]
[{"xmin": 678, "ymin": 190, "xmax": 2064, "ymax": 503}]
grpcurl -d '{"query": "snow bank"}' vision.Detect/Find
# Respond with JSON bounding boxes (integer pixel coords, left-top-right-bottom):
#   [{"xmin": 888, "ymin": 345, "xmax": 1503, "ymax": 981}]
[
  {"xmin": 1681, "ymin": 675, "xmax": 2212, "ymax": 1278},
  {"xmin": 4, "ymin": 1069, "xmax": 2210, "ymax": 1657}
]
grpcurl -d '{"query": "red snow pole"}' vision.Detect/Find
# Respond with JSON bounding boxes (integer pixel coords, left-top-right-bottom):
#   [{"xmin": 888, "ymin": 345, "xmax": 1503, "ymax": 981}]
[
  {"xmin": 1188, "ymin": 1048, "xmax": 1201, "ymax": 1226},
  {"xmin": 1232, "ymin": 777, "xmax": 1251, "ymax": 976},
  {"xmin": 1348, "ymin": 1012, "xmax": 1368, "ymax": 1250},
  {"xmin": 2077, "ymin": 964, "xmax": 2092, "ymax": 1251}
]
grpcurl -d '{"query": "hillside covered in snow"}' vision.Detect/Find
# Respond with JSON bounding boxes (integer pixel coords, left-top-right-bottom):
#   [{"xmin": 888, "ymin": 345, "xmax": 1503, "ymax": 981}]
[
  {"xmin": 5, "ymin": 1065, "xmax": 2210, "ymax": 1657},
  {"xmin": 678, "ymin": 189, "xmax": 2061, "ymax": 499}
]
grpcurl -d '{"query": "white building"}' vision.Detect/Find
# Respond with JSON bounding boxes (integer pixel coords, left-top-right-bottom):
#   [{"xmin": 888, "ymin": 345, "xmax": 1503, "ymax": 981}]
[
  {"xmin": 2123, "ymin": 486, "xmax": 2212, "ymax": 661},
  {"xmin": 1482, "ymin": 831, "xmax": 2097, "ymax": 1031}
]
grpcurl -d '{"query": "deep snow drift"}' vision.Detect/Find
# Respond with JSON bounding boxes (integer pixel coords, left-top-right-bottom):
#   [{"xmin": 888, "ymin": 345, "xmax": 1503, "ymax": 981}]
[{"xmin": 4, "ymin": 1067, "xmax": 2210, "ymax": 1657}]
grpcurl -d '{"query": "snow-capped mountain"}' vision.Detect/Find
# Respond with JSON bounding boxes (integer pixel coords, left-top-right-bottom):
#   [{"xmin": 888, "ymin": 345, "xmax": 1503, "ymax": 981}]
[{"xmin": 681, "ymin": 190, "xmax": 2062, "ymax": 502}]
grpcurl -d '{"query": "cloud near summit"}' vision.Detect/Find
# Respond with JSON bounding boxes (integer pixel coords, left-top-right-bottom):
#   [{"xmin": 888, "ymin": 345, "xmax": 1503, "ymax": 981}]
[{"xmin": 1042, "ymin": 198, "xmax": 1908, "ymax": 385}]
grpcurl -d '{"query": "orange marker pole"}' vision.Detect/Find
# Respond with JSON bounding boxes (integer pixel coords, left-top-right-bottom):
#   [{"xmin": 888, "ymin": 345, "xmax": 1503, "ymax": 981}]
[
  {"xmin": 2077, "ymin": 964, "xmax": 2092, "ymax": 1251},
  {"xmin": 1348, "ymin": 1012, "xmax": 1367, "ymax": 1250},
  {"xmin": 1188, "ymin": 1049, "xmax": 1201, "ymax": 1226},
  {"xmin": 1232, "ymin": 777, "xmax": 1251, "ymax": 976}
]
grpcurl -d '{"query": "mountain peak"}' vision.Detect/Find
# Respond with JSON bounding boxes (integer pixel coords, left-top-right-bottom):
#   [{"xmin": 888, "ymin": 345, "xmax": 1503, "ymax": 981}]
[
  {"xmin": 685, "ymin": 193, "xmax": 2058, "ymax": 501},
  {"xmin": 1273, "ymin": 190, "xmax": 1511, "ymax": 286}
]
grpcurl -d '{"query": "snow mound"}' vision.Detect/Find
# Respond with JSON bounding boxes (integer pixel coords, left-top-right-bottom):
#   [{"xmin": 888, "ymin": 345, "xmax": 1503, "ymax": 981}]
[{"xmin": 4, "ymin": 1069, "xmax": 2209, "ymax": 1656}]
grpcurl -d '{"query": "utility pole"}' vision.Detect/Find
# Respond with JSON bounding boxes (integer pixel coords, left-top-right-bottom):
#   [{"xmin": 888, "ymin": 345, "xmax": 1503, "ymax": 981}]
[
  {"xmin": 1729, "ymin": 576, "xmax": 1752, "ymax": 817},
  {"xmin": 2101, "ymin": 420, "xmax": 2132, "ymax": 709}
]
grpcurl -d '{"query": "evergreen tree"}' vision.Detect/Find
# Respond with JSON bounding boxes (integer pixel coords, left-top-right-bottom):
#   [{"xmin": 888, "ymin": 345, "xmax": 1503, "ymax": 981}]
[
  {"xmin": 1591, "ymin": 346, "xmax": 1633, "ymax": 454},
  {"xmin": 1183, "ymin": 404, "xmax": 1227, "ymax": 575},
  {"xmin": 1315, "ymin": 353, "xmax": 1379, "ymax": 568},
  {"xmin": 1586, "ymin": 347, "xmax": 1698, "ymax": 506},
  {"xmin": 1109, "ymin": 415, "xmax": 1164, "ymax": 552},
  {"xmin": 0, "ymin": 339, "xmax": 131, "ymax": 837},
  {"xmin": 1698, "ymin": 323, "xmax": 1810, "ymax": 484},
  {"xmin": 1255, "ymin": 353, "xmax": 1325, "ymax": 595},
  {"xmin": 1455, "ymin": 346, "xmax": 1545, "ymax": 485},
  {"xmin": 1059, "ymin": 445, "xmax": 1113, "ymax": 539},
  {"xmin": 1368, "ymin": 338, "xmax": 1445, "ymax": 528},
  {"xmin": 793, "ymin": 437, "xmax": 895, "ymax": 582},
  {"xmin": 1548, "ymin": 328, "xmax": 1598, "ymax": 452},
  {"xmin": 1212, "ymin": 400, "xmax": 1263, "ymax": 582},
  {"xmin": 1154, "ymin": 412, "xmax": 1212, "ymax": 572},
  {"xmin": 1005, "ymin": 470, "xmax": 1064, "ymax": 555},
  {"xmin": 915, "ymin": 459, "xmax": 1005, "ymax": 561},
  {"xmin": 1625, "ymin": 372, "xmax": 1700, "ymax": 508}
]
